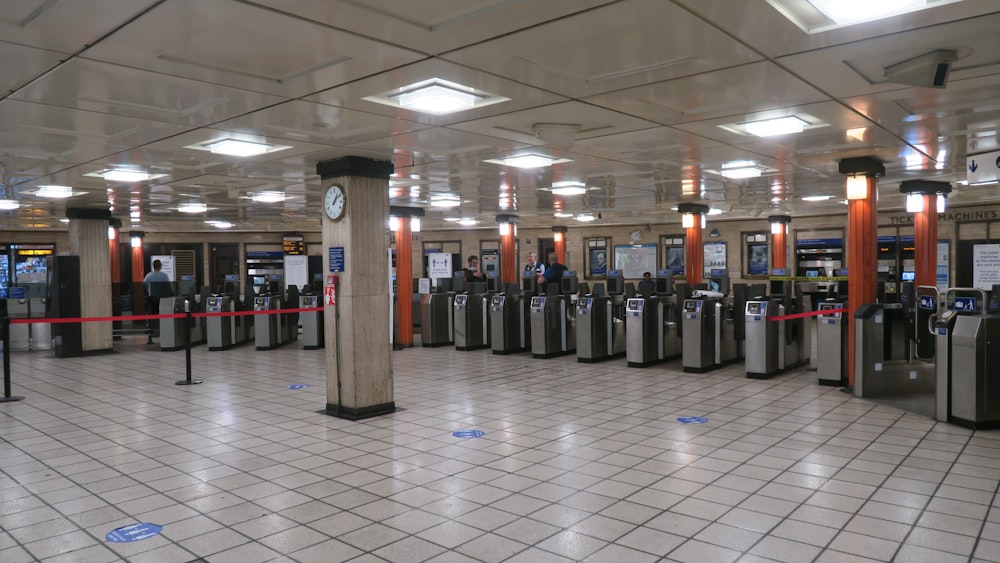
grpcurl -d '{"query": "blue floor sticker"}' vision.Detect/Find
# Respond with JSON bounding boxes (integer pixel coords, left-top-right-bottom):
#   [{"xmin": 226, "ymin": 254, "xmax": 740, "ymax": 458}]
[
  {"xmin": 286, "ymin": 384, "xmax": 309, "ymax": 390},
  {"xmin": 677, "ymin": 416, "xmax": 708, "ymax": 424},
  {"xmin": 452, "ymin": 430, "xmax": 485, "ymax": 438},
  {"xmin": 106, "ymin": 522, "xmax": 163, "ymax": 543}
]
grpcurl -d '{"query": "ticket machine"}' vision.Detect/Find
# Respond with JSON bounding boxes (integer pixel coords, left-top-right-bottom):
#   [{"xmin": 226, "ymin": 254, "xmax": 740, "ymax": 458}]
[
  {"xmin": 299, "ymin": 292, "xmax": 323, "ymax": 349},
  {"xmin": 943, "ymin": 289, "xmax": 1000, "ymax": 428},
  {"xmin": 530, "ymin": 271, "xmax": 578, "ymax": 358}
]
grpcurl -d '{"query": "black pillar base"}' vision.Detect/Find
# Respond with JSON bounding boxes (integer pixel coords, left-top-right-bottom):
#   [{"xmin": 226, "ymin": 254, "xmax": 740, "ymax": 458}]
[{"xmin": 325, "ymin": 402, "xmax": 395, "ymax": 420}]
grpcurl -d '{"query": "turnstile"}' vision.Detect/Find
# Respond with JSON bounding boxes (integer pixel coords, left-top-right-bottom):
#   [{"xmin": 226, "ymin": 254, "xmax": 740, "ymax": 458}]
[
  {"xmin": 816, "ymin": 302, "xmax": 847, "ymax": 386},
  {"xmin": 206, "ymin": 296, "xmax": 250, "ymax": 351},
  {"xmin": 300, "ymin": 295, "xmax": 323, "ymax": 349},
  {"xmin": 950, "ymin": 298, "xmax": 1000, "ymax": 428},
  {"xmin": 577, "ymin": 296, "xmax": 624, "ymax": 362},
  {"xmin": 160, "ymin": 297, "xmax": 205, "ymax": 351},
  {"xmin": 455, "ymin": 293, "xmax": 489, "ymax": 351},
  {"xmin": 682, "ymin": 298, "xmax": 716, "ymax": 373},
  {"xmin": 29, "ymin": 298, "xmax": 51, "ymax": 350},
  {"xmin": 853, "ymin": 302, "xmax": 933, "ymax": 399},
  {"xmin": 530, "ymin": 295, "xmax": 576, "ymax": 358},
  {"xmin": 8, "ymin": 299, "xmax": 30, "ymax": 351},
  {"xmin": 420, "ymin": 293, "xmax": 454, "ymax": 347},
  {"xmin": 745, "ymin": 300, "xmax": 778, "ymax": 378},
  {"xmin": 254, "ymin": 295, "xmax": 295, "ymax": 350},
  {"xmin": 490, "ymin": 292, "xmax": 530, "ymax": 354},
  {"xmin": 625, "ymin": 297, "xmax": 671, "ymax": 367},
  {"xmin": 934, "ymin": 309, "xmax": 958, "ymax": 422}
]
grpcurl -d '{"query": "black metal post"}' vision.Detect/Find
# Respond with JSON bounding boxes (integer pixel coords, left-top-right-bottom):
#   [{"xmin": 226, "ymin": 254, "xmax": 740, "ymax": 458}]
[
  {"xmin": 1, "ymin": 315, "xmax": 25, "ymax": 402},
  {"xmin": 176, "ymin": 308, "xmax": 202, "ymax": 385}
]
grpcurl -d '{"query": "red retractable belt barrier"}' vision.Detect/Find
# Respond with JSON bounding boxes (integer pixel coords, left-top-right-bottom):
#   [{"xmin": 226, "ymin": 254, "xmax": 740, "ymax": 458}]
[
  {"xmin": 768, "ymin": 307, "xmax": 847, "ymax": 321},
  {"xmin": 8, "ymin": 307, "xmax": 324, "ymax": 325}
]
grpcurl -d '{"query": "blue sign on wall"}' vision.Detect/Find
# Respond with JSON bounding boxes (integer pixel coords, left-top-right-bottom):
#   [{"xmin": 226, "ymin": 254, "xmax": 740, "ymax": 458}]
[
  {"xmin": 329, "ymin": 247, "xmax": 345, "ymax": 272},
  {"xmin": 106, "ymin": 523, "xmax": 163, "ymax": 543},
  {"xmin": 8, "ymin": 287, "xmax": 25, "ymax": 299},
  {"xmin": 286, "ymin": 384, "xmax": 309, "ymax": 390},
  {"xmin": 677, "ymin": 416, "xmax": 708, "ymax": 424},
  {"xmin": 452, "ymin": 430, "xmax": 485, "ymax": 438}
]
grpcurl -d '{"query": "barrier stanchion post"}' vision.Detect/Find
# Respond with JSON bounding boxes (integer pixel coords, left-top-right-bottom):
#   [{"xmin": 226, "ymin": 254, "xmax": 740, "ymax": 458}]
[
  {"xmin": 176, "ymin": 304, "xmax": 202, "ymax": 386},
  {"xmin": 1, "ymin": 315, "xmax": 25, "ymax": 402}
]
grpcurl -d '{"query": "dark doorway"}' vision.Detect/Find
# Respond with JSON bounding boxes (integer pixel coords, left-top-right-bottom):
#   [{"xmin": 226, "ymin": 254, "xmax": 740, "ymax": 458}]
[
  {"xmin": 538, "ymin": 238, "xmax": 555, "ymax": 262},
  {"xmin": 210, "ymin": 244, "xmax": 239, "ymax": 292}
]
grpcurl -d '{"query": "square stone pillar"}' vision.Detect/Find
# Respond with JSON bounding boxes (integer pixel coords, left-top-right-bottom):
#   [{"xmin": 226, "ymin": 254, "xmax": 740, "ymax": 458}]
[
  {"xmin": 318, "ymin": 156, "xmax": 395, "ymax": 420},
  {"xmin": 68, "ymin": 212, "xmax": 114, "ymax": 354}
]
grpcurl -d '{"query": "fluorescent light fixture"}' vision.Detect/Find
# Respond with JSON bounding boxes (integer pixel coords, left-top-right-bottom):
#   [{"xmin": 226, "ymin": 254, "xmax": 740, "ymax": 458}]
[
  {"xmin": 484, "ymin": 154, "xmax": 573, "ymax": 169},
  {"xmin": 846, "ymin": 175, "xmax": 869, "ymax": 200},
  {"xmin": 707, "ymin": 207, "xmax": 723, "ymax": 216},
  {"xmin": 937, "ymin": 194, "xmax": 946, "ymax": 213},
  {"xmin": 458, "ymin": 218, "xmax": 478, "ymax": 226},
  {"xmin": 431, "ymin": 198, "xmax": 461, "ymax": 208},
  {"xmin": 108, "ymin": 226, "xmax": 118, "ymax": 240},
  {"xmin": 551, "ymin": 185, "xmax": 587, "ymax": 196},
  {"xmin": 0, "ymin": 199, "xmax": 19, "ymax": 210},
  {"xmin": 208, "ymin": 139, "xmax": 271, "ymax": 157},
  {"xmin": 388, "ymin": 216, "xmax": 400, "ymax": 232},
  {"xmin": 35, "ymin": 185, "xmax": 76, "ymax": 198},
  {"xmin": 206, "ymin": 220, "xmax": 233, "ymax": 229},
  {"xmin": 906, "ymin": 192, "xmax": 924, "ymax": 213},
  {"xmin": 367, "ymin": 78, "xmax": 509, "ymax": 115},
  {"xmin": 554, "ymin": 212, "xmax": 574, "ymax": 218},
  {"xmin": 681, "ymin": 213, "xmax": 695, "ymax": 229},
  {"xmin": 131, "ymin": 236, "xmax": 142, "ymax": 246},
  {"xmin": 443, "ymin": 217, "xmax": 462, "ymax": 222},
  {"xmin": 251, "ymin": 191, "xmax": 286, "ymax": 203},
  {"xmin": 179, "ymin": 203, "xmax": 208, "ymax": 214},
  {"xmin": 809, "ymin": 0, "xmax": 925, "ymax": 25},
  {"xmin": 59, "ymin": 217, "xmax": 70, "ymax": 223},
  {"xmin": 802, "ymin": 195, "xmax": 834, "ymax": 202},
  {"xmin": 575, "ymin": 214, "xmax": 596, "ymax": 222},
  {"xmin": 743, "ymin": 116, "xmax": 808, "ymax": 137},
  {"xmin": 410, "ymin": 217, "xmax": 421, "ymax": 232},
  {"xmin": 87, "ymin": 168, "xmax": 166, "ymax": 183},
  {"xmin": 720, "ymin": 164, "xmax": 763, "ymax": 179}
]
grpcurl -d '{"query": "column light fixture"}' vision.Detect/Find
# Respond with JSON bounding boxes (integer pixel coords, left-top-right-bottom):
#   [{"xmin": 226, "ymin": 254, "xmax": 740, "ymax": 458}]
[
  {"xmin": 839, "ymin": 157, "xmax": 885, "ymax": 200},
  {"xmin": 389, "ymin": 205, "xmax": 426, "ymax": 233},
  {"xmin": 130, "ymin": 231, "xmax": 145, "ymax": 247},
  {"xmin": 677, "ymin": 203, "xmax": 709, "ymax": 229},
  {"xmin": 496, "ymin": 214, "xmax": 519, "ymax": 237},
  {"xmin": 899, "ymin": 180, "xmax": 952, "ymax": 214},
  {"xmin": 769, "ymin": 215, "xmax": 791, "ymax": 235}
]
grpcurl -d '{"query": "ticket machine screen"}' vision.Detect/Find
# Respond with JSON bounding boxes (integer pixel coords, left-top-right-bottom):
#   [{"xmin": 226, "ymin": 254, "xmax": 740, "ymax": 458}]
[
  {"xmin": 817, "ymin": 302, "xmax": 839, "ymax": 318},
  {"xmin": 684, "ymin": 300, "xmax": 701, "ymax": 313},
  {"xmin": 208, "ymin": 297, "xmax": 221, "ymax": 310},
  {"xmin": 530, "ymin": 296, "xmax": 545, "ymax": 312},
  {"xmin": 254, "ymin": 296, "xmax": 266, "ymax": 310},
  {"xmin": 454, "ymin": 295, "xmax": 468, "ymax": 307},
  {"xmin": 745, "ymin": 302, "xmax": 764, "ymax": 315},
  {"xmin": 491, "ymin": 295, "xmax": 505, "ymax": 310},
  {"xmin": 626, "ymin": 298, "xmax": 644, "ymax": 313}
]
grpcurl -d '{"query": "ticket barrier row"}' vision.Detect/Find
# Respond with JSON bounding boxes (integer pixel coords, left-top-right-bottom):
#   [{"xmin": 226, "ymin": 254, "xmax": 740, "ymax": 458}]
[
  {"xmin": 625, "ymin": 296, "xmax": 680, "ymax": 367},
  {"xmin": 744, "ymin": 295, "xmax": 812, "ymax": 379}
]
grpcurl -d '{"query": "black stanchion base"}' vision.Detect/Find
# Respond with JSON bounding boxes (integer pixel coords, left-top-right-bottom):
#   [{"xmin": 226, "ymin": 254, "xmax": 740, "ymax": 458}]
[
  {"xmin": 0, "ymin": 396, "xmax": 24, "ymax": 402},
  {"xmin": 175, "ymin": 379, "xmax": 203, "ymax": 385}
]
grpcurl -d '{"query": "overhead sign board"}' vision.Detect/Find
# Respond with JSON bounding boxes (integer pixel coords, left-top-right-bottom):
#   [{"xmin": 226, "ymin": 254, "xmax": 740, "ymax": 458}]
[{"xmin": 967, "ymin": 149, "xmax": 1000, "ymax": 185}]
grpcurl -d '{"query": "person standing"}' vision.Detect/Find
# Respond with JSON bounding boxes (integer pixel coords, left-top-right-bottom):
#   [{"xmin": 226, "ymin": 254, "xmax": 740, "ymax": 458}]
[
  {"xmin": 143, "ymin": 260, "xmax": 171, "ymax": 343},
  {"xmin": 463, "ymin": 255, "xmax": 485, "ymax": 283},
  {"xmin": 537, "ymin": 252, "xmax": 567, "ymax": 292},
  {"xmin": 524, "ymin": 251, "xmax": 544, "ymax": 275}
]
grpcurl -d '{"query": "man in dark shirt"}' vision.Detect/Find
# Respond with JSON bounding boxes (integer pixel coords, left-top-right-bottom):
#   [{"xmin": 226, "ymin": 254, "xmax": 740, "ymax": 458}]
[
  {"xmin": 537, "ymin": 252, "xmax": 567, "ymax": 292},
  {"xmin": 463, "ymin": 255, "xmax": 485, "ymax": 283}
]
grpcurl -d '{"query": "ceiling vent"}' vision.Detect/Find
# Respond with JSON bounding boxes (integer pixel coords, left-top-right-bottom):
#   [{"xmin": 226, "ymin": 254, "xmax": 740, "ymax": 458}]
[
  {"xmin": 532, "ymin": 123, "xmax": 580, "ymax": 149},
  {"xmin": 883, "ymin": 49, "xmax": 958, "ymax": 89}
]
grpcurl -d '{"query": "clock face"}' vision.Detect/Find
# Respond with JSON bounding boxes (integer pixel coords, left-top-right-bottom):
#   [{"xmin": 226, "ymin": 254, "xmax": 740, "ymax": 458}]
[
  {"xmin": 630, "ymin": 230, "xmax": 641, "ymax": 241},
  {"xmin": 324, "ymin": 185, "xmax": 346, "ymax": 221}
]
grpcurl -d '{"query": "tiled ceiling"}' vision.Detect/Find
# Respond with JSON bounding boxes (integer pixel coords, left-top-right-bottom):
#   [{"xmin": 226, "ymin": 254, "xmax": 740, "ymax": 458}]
[{"xmin": 1, "ymin": 0, "xmax": 999, "ymax": 233}]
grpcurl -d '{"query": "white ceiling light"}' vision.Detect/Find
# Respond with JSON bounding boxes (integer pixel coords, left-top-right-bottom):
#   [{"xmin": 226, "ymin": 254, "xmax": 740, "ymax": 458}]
[
  {"xmin": 707, "ymin": 207, "xmax": 724, "ymax": 216},
  {"xmin": 207, "ymin": 139, "xmax": 271, "ymax": 157},
  {"xmin": 720, "ymin": 161, "xmax": 763, "ymax": 179},
  {"xmin": 431, "ymin": 198, "xmax": 461, "ymax": 208},
  {"xmin": 0, "ymin": 199, "xmax": 20, "ymax": 210},
  {"xmin": 809, "ymin": 0, "xmax": 925, "ymax": 25},
  {"xmin": 366, "ymin": 78, "xmax": 509, "ymax": 115},
  {"xmin": 802, "ymin": 195, "xmax": 834, "ymax": 202},
  {"xmin": 484, "ymin": 154, "xmax": 573, "ymax": 169},
  {"xmin": 575, "ymin": 214, "xmax": 596, "ymax": 222},
  {"xmin": 251, "ymin": 191, "xmax": 286, "ymax": 203},
  {"xmin": 554, "ymin": 212, "xmax": 574, "ymax": 218},
  {"xmin": 87, "ymin": 168, "xmax": 166, "ymax": 183},
  {"xmin": 443, "ymin": 217, "xmax": 462, "ymax": 222},
  {"xmin": 551, "ymin": 181, "xmax": 588, "ymax": 196},
  {"xmin": 743, "ymin": 116, "xmax": 809, "ymax": 137},
  {"xmin": 34, "ymin": 185, "xmax": 78, "ymax": 198},
  {"xmin": 178, "ymin": 203, "xmax": 208, "ymax": 214},
  {"xmin": 458, "ymin": 218, "xmax": 478, "ymax": 226},
  {"xmin": 205, "ymin": 220, "xmax": 233, "ymax": 229}
]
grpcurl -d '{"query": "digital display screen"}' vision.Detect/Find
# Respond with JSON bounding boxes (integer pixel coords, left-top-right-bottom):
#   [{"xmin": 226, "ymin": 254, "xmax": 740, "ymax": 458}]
[
  {"xmin": 901, "ymin": 271, "xmax": 915, "ymax": 281},
  {"xmin": 710, "ymin": 280, "xmax": 721, "ymax": 293},
  {"xmin": 684, "ymin": 300, "xmax": 699, "ymax": 312},
  {"xmin": 531, "ymin": 297, "xmax": 544, "ymax": 307},
  {"xmin": 492, "ymin": 296, "xmax": 504, "ymax": 306},
  {"xmin": 626, "ymin": 298, "xmax": 644, "ymax": 311},
  {"xmin": 454, "ymin": 295, "xmax": 467, "ymax": 305},
  {"xmin": 579, "ymin": 298, "xmax": 592, "ymax": 308},
  {"xmin": 746, "ymin": 302, "xmax": 761, "ymax": 315},
  {"xmin": 253, "ymin": 276, "xmax": 265, "ymax": 285}
]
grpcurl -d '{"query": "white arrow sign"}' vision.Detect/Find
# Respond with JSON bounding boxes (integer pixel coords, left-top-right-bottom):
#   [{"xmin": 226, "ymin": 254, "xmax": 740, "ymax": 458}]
[{"xmin": 967, "ymin": 149, "xmax": 1000, "ymax": 185}]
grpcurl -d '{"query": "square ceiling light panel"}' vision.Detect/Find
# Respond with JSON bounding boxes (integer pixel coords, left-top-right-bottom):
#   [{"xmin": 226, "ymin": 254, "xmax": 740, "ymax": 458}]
[
  {"xmin": 483, "ymin": 153, "xmax": 573, "ymax": 169},
  {"xmin": 364, "ymin": 78, "xmax": 510, "ymax": 116},
  {"xmin": 766, "ymin": 0, "xmax": 962, "ymax": 34},
  {"xmin": 718, "ymin": 114, "xmax": 827, "ymax": 137},
  {"xmin": 184, "ymin": 138, "xmax": 292, "ymax": 157},
  {"xmin": 85, "ymin": 169, "xmax": 168, "ymax": 183}
]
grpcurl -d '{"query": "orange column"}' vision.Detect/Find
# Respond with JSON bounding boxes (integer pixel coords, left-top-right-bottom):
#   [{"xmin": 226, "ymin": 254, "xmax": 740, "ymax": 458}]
[
  {"xmin": 770, "ymin": 216, "xmax": 789, "ymax": 271},
  {"xmin": 685, "ymin": 222, "xmax": 703, "ymax": 287},
  {"xmin": 500, "ymin": 222, "xmax": 517, "ymax": 284},
  {"xmin": 395, "ymin": 217, "xmax": 414, "ymax": 347},
  {"xmin": 130, "ymin": 234, "xmax": 145, "ymax": 315},
  {"xmin": 552, "ymin": 226, "xmax": 567, "ymax": 265},
  {"xmin": 842, "ymin": 157, "xmax": 884, "ymax": 388},
  {"xmin": 914, "ymin": 194, "xmax": 938, "ymax": 290},
  {"xmin": 109, "ymin": 233, "xmax": 121, "ymax": 281}
]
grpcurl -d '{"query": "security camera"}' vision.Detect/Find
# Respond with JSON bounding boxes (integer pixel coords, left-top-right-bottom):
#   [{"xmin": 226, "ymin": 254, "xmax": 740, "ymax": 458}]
[{"xmin": 884, "ymin": 49, "xmax": 958, "ymax": 89}]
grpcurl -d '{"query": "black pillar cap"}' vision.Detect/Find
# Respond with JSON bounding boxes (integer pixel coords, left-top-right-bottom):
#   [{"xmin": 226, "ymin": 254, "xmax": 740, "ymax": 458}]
[
  {"xmin": 390, "ymin": 206, "xmax": 426, "ymax": 217},
  {"xmin": 109, "ymin": 217, "xmax": 123, "ymax": 228},
  {"xmin": 677, "ymin": 203, "xmax": 709, "ymax": 215},
  {"xmin": 899, "ymin": 180, "xmax": 952, "ymax": 195},
  {"xmin": 551, "ymin": 225, "xmax": 568, "ymax": 233},
  {"xmin": 316, "ymin": 156, "xmax": 393, "ymax": 180},
  {"xmin": 838, "ymin": 156, "xmax": 885, "ymax": 177},
  {"xmin": 495, "ymin": 214, "xmax": 519, "ymax": 224},
  {"xmin": 767, "ymin": 215, "xmax": 792, "ymax": 224}
]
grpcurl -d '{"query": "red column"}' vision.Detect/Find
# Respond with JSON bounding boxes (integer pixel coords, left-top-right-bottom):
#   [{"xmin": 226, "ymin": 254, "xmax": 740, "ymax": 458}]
[
  {"xmin": 131, "ymin": 237, "xmax": 145, "ymax": 315},
  {"xmin": 686, "ymin": 221, "xmax": 703, "ymax": 287},
  {"xmin": 847, "ymin": 176, "xmax": 879, "ymax": 388},
  {"xmin": 772, "ymin": 226, "xmax": 788, "ymax": 271},
  {"xmin": 914, "ymin": 194, "xmax": 937, "ymax": 290},
  {"xmin": 500, "ymin": 225, "xmax": 517, "ymax": 284},
  {"xmin": 396, "ymin": 218, "xmax": 413, "ymax": 347},
  {"xmin": 552, "ymin": 227, "xmax": 567, "ymax": 265}
]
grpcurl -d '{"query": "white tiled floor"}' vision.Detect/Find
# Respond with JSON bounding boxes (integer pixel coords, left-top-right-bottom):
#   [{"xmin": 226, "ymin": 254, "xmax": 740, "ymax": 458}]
[{"xmin": 2, "ymin": 337, "xmax": 1000, "ymax": 562}]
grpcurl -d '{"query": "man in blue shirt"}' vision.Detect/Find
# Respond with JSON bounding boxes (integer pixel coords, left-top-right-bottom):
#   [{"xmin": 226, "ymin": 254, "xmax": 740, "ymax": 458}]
[{"xmin": 537, "ymin": 252, "xmax": 567, "ymax": 292}]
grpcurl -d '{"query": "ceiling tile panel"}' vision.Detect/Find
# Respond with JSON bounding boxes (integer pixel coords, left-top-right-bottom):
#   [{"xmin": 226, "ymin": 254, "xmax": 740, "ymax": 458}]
[
  {"xmin": 0, "ymin": 0, "xmax": 160, "ymax": 53},
  {"xmin": 0, "ymin": 41, "xmax": 63, "ymax": 95}
]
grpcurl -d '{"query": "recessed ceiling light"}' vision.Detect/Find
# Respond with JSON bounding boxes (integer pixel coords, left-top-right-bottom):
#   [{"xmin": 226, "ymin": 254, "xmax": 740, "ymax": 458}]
[
  {"xmin": 431, "ymin": 198, "xmax": 461, "ymax": 208},
  {"xmin": 0, "ymin": 199, "xmax": 20, "ymax": 210},
  {"xmin": 34, "ymin": 185, "xmax": 78, "ymax": 198},
  {"xmin": 554, "ymin": 212, "xmax": 574, "ymax": 218},
  {"xmin": 743, "ymin": 116, "xmax": 809, "ymax": 137},
  {"xmin": 59, "ymin": 217, "xmax": 70, "ymax": 223},
  {"xmin": 178, "ymin": 203, "xmax": 208, "ymax": 214},
  {"xmin": 575, "ymin": 214, "xmax": 596, "ymax": 222},
  {"xmin": 87, "ymin": 168, "xmax": 167, "ymax": 183},
  {"xmin": 719, "ymin": 161, "xmax": 763, "ymax": 179},
  {"xmin": 443, "ymin": 217, "xmax": 462, "ymax": 222},
  {"xmin": 205, "ymin": 220, "xmax": 233, "ymax": 229},
  {"xmin": 251, "ymin": 191, "xmax": 286, "ymax": 203},
  {"xmin": 458, "ymin": 218, "xmax": 478, "ymax": 226},
  {"xmin": 484, "ymin": 154, "xmax": 573, "ymax": 169},
  {"xmin": 550, "ymin": 181, "xmax": 588, "ymax": 196},
  {"xmin": 802, "ymin": 195, "xmax": 834, "ymax": 202},
  {"xmin": 808, "ymin": 0, "xmax": 925, "ymax": 25},
  {"xmin": 707, "ymin": 207, "xmax": 724, "ymax": 216},
  {"xmin": 365, "ymin": 78, "xmax": 510, "ymax": 115},
  {"xmin": 208, "ymin": 139, "xmax": 271, "ymax": 157}
]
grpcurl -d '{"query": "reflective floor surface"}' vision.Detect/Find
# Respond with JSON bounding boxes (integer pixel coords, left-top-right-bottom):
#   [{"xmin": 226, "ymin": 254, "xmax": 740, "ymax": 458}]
[{"xmin": 1, "ymin": 337, "xmax": 999, "ymax": 562}]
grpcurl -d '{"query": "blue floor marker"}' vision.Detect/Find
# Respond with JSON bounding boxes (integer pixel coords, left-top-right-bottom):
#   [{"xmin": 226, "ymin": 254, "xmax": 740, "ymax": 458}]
[
  {"xmin": 452, "ymin": 430, "xmax": 485, "ymax": 438},
  {"xmin": 106, "ymin": 523, "xmax": 163, "ymax": 543},
  {"xmin": 676, "ymin": 416, "xmax": 708, "ymax": 424},
  {"xmin": 286, "ymin": 384, "xmax": 309, "ymax": 390}
]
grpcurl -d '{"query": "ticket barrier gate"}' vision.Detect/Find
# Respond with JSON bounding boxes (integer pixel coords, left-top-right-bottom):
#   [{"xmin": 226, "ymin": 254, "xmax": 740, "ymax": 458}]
[
  {"xmin": 681, "ymin": 296, "xmax": 738, "ymax": 373},
  {"xmin": 420, "ymin": 293, "xmax": 454, "ymax": 347},
  {"xmin": 745, "ymin": 297, "xmax": 812, "ymax": 379},
  {"xmin": 299, "ymin": 294, "xmax": 323, "ymax": 350},
  {"xmin": 160, "ymin": 297, "xmax": 206, "ymax": 352},
  {"xmin": 935, "ymin": 288, "xmax": 1000, "ymax": 428},
  {"xmin": 530, "ymin": 293, "xmax": 576, "ymax": 358},
  {"xmin": 455, "ymin": 293, "xmax": 490, "ymax": 351},
  {"xmin": 577, "ymin": 295, "xmax": 625, "ymax": 362},
  {"xmin": 490, "ymin": 285, "xmax": 530, "ymax": 354},
  {"xmin": 816, "ymin": 301, "xmax": 847, "ymax": 386},
  {"xmin": 853, "ymin": 301, "xmax": 933, "ymax": 400},
  {"xmin": 253, "ymin": 295, "xmax": 297, "ymax": 350},
  {"xmin": 8, "ymin": 298, "xmax": 30, "ymax": 351},
  {"xmin": 206, "ymin": 295, "xmax": 251, "ymax": 351},
  {"xmin": 625, "ymin": 296, "xmax": 681, "ymax": 367}
]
